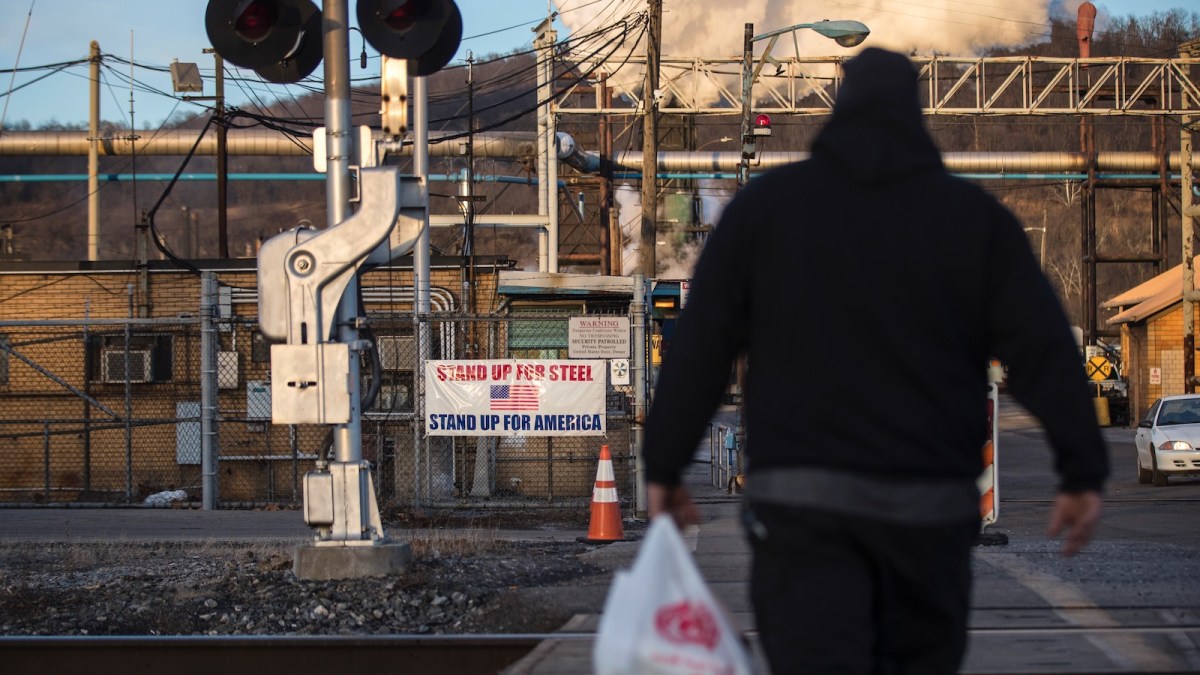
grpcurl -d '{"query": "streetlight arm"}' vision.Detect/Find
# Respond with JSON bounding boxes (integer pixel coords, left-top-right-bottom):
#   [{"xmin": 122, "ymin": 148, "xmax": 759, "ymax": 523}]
[{"xmin": 753, "ymin": 20, "xmax": 870, "ymax": 45}]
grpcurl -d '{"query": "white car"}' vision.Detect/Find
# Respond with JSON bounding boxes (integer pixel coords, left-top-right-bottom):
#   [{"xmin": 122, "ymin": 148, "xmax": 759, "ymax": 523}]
[{"xmin": 1134, "ymin": 394, "xmax": 1200, "ymax": 486}]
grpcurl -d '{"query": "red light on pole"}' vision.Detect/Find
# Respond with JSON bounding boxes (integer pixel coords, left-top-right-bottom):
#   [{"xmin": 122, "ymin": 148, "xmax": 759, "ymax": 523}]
[
  {"xmin": 234, "ymin": 0, "xmax": 276, "ymax": 42},
  {"xmin": 752, "ymin": 113, "xmax": 772, "ymax": 137},
  {"xmin": 383, "ymin": 1, "xmax": 417, "ymax": 31}
]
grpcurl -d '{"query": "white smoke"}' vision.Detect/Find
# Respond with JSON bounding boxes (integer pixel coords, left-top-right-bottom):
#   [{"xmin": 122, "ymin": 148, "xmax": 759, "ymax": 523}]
[{"xmin": 556, "ymin": 0, "xmax": 1062, "ymax": 92}]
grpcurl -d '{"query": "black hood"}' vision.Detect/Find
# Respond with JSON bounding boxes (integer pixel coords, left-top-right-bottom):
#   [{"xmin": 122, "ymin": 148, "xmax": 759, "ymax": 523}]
[{"xmin": 811, "ymin": 47, "xmax": 943, "ymax": 184}]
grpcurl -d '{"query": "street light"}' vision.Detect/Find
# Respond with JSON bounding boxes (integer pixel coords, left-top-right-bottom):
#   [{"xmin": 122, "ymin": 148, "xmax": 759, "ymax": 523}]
[
  {"xmin": 738, "ymin": 20, "xmax": 870, "ymax": 187},
  {"xmin": 1025, "ymin": 226, "xmax": 1047, "ymax": 269},
  {"xmin": 697, "ymin": 136, "xmax": 734, "ymax": 151}
]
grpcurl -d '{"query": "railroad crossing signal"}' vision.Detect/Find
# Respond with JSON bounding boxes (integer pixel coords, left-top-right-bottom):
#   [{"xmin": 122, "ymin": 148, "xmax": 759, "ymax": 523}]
[
  {"xmin": 205, "ymin": 0, "xmax": 462, "ymax": 83},
  {"xmin": 1085, "ymin": 355, "xmax": 1114, "ymax": 381}
]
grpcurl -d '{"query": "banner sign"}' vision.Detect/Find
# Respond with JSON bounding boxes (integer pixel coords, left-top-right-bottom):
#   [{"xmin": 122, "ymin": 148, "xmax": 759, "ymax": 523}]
[{"xmin": 424, "ymin": 359, "xmax": 606, "ymax": 436}]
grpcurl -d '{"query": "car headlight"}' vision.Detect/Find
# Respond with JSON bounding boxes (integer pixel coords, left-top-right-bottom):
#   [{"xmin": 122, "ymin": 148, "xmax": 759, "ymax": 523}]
[{"xmin": 1158, "ymin": 440, "xmax": 1194, "ymax": 451}]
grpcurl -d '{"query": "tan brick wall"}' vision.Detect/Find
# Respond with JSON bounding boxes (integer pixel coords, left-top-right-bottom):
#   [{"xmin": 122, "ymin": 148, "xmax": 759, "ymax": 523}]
[
  {"xmin": 0, "ymin": 264, "xmax": 502, "ymax": 502},
  {"xmin": 1135, "ymin": 303, "xmax": 1200, "ymax": 411}
]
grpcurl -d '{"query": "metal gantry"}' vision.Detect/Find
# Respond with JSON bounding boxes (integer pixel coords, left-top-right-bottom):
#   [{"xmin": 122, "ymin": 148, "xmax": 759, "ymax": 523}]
[{"xmin": 555, "ymin": 55, "xmax": 1200, "ymax": 116}]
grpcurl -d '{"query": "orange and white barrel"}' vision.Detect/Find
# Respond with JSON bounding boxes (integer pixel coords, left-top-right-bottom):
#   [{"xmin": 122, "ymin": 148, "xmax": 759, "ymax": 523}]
[{"xmin": 977, "ymin": 379, "xmax": 1000, "ymax": 527}]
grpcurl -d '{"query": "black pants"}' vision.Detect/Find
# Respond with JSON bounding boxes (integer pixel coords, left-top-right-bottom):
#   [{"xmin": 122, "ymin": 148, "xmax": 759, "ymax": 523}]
[{"xmin": 745, "ymin": 502, "xmax": 978, "ymax": 675}]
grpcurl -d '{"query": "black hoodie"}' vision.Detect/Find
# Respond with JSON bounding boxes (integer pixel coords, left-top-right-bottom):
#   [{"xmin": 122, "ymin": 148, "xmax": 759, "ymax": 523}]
[{"xmin": 642, "ymin": 48, "xmax": 1108, "ymax": 502}]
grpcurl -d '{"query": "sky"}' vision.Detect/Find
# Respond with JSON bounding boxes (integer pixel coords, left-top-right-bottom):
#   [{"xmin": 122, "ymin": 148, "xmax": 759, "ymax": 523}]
[{"xmin": 0, "ymin": 0, "xmax": 1193, "ymax": 131}]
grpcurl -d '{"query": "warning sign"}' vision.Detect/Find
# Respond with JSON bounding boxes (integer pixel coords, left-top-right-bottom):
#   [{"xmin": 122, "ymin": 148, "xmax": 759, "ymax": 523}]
[
  {"xmin": 1085, "ymin": 355, "xmax": 1113, "ymax": 381},
  {"xmin": 568, "ymin": 317, "xmax": 630, "ymax": 359}
]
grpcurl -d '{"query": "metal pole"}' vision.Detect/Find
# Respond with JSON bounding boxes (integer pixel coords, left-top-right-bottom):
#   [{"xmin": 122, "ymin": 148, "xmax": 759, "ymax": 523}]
[
  {"xmin": 640, "ymin": 0, "xmax": 662, "ymax": 278},
  {"xmin": 632, "ymin": 273, "xmax": 647, "ymax": 517},
  {"xmin": 215, "ymin": 53, "xmax": 229, "ymax": 259},
  {"xmin": 43, "ymin": 421, "xmax": 50, "ymax": 499},
  {"xmin": 534, "ymin": 24, "xmax": 556, "ymax": 273},
  {"xmin": 415, "ymin": 76, "xmax": 432, "ymax": 503},
  {"xmin": 738, "ymin": 24, "xmax": 753, "ymax": 189},
  {"xmin": 323, "ymin": 0, "xmax": 362, "ymax": 465},
  {"xmin": 548, "ymin": 92, "xmax": 560, "ymax": 273},
  {"xmin": 200, "ymin": 272, "xmax": 218, "ymax": 509},
  {"xmin": 599, "ymin": 72, "xmax": 614, "ymax": 275},
  {"xmin": 124, "ymin": 285, "xmax": 133, "ymax": 501},
  {"xmin": 732, "ymin": 23, "xmax": 754, "ymax": 488},
  {"xmin": 82, "ymin": 300, "xmax": 92, "ymax": 492},
  {"xmin": 87, "ymin": 41, "xmax": 100, "ymax": 262},
  {"xmin": 1183, "ymin": 41, "xmax": 1197, "ymax": 390}
]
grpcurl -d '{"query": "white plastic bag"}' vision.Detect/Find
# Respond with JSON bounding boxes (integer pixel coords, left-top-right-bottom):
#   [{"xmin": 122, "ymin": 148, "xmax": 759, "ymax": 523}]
[{"xmin": 593, "ymin": 517, "xmax": 752, "ymax": 675}]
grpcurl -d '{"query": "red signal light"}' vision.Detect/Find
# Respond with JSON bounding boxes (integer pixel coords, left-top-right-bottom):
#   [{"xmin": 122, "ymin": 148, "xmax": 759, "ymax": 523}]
[
  {"xmin": 751, "ymin": 113, "xmax": 773, "ymax": 137},
  {"xmin": 234, "ymin": 0, "xmax": 276, "ymax": 42},
  {"xmin": 382, "ymin": 0, "xmax": 431, "ymax": 32}
]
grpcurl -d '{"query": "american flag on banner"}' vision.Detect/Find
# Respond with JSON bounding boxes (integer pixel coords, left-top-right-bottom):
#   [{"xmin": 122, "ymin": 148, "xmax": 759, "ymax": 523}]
[{"xmin": 490, "ymin": 384, "xmax": 540, "ymax": 411}]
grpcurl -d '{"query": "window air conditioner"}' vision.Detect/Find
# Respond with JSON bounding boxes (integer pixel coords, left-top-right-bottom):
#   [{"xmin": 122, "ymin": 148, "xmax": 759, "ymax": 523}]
[
  {"xmin": 376, "ymin": 336, "xmax": 415, "ymax": 371},
  {"xmin": 102, "ymin": 349, "xmax": 153, "ymax": 383}
]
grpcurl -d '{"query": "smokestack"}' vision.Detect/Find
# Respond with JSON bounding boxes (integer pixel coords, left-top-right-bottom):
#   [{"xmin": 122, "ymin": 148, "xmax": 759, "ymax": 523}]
[{"xmin": 1077, "ymin": 2, "xmax": 1097, "ymax": 59}]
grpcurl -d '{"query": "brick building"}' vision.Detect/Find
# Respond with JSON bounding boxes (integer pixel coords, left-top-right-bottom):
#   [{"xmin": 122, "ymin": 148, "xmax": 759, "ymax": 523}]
[{"xmin": 1103, "ymin": 257, "xmax": 1200, "ymax": 423}]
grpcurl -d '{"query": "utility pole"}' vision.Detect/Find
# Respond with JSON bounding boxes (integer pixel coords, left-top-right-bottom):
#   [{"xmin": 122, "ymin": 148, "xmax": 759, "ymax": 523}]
[
  {"xmin": 87, "ymin": 41, "xmax": 100, "ymax": 262},
  {"xmin": 214, "ymin": 52, "xmax": 228, "ymax": 258},
  {"xmin": 737, "ymin": 24, "xmax": 753, "ymax": 189},
  {"xmin": 640, "ymin": 0, "xmax": 662, "ymax": 279},
  {"xmin": 1182, "ymin": 39, "xmax": 1200, "ymax": 390}
]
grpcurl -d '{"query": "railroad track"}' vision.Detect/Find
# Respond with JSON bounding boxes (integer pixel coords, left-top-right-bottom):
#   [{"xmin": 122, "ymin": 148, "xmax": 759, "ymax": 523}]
[
  {"xmin": 0, "ymin": 634, "xmax": 559, "ymax": 675},
  {"xmin": 5, "ymin": 620, "xmax": 1199, "ymax": 675}
]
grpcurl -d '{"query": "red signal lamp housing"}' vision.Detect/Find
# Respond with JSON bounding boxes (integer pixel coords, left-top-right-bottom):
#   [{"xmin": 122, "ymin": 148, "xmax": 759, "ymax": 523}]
[{"xmin": 752, "ymin": 113, "xmax": 772, "ymax": 137}]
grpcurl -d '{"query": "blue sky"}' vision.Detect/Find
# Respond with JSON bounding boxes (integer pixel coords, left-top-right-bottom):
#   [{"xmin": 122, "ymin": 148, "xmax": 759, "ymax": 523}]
[{"xmin": 0, "ymin": 0, "xmax": 1191, "ymax": 130}]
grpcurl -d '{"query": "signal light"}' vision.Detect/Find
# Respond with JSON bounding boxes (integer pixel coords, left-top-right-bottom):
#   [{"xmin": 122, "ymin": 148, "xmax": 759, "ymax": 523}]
[
  {"xmin": 234, "ymin": 1, "xmax": 275, "ymax": 42},
  {"xmin": 752, "ymin": 114, "xmax": 772, "ymax": 137},
  {"xmin": 205, "ymin": 0, "xmax": 321, "ymax": 82},
  {"xmin": 384, "ymin": 3, "xmax": 418, "ymax": 31},
  {"xmin": 358, "ymin": 0, "xmax": 462, "ymax": 76},
  {"xmin": 206, "ymin": 0, "xmax": 461, "ymax": 84}
]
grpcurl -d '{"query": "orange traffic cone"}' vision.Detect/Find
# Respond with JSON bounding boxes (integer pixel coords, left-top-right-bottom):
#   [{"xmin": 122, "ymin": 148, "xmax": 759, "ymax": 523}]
[{"xmin": 580, "ymin": 444, "xmax": 626, "ymax": 543}]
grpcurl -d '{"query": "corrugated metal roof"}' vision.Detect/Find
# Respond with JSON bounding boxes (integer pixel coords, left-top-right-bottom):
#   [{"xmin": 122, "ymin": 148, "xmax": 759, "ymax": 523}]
[{"xmin": 1104, "ymin": 257, "xmax": 1200, "ymax": 325}]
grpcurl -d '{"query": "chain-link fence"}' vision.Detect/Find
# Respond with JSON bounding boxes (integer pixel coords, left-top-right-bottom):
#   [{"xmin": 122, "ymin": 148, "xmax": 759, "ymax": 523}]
[
  {"xmin": 0, "ymin": 320, "xmax": 204, "ymax": 503},
  {"xmin": 376, "ymin": 312, "xmax": 638, "ymax": 510},
  {"xmin": 0, "ymin": 305, "xmax": 642, "ymax": 509}
]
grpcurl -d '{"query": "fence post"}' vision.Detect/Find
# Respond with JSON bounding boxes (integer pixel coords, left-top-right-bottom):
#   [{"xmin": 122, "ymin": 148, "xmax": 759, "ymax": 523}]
[
  {"xmin": 43, "ymin": 421, "xmax": 50, "ymax": 499},
  {"xmin": 200, "ymin": 272, "xmax": 219, "ymax": 509},
  {"xmin": 124, "ymin": 285, "xmax": 133, "ymax": 501},
  {"xmin": 632, "ymin": 274, "xmax": 648, "ymax": 517}
]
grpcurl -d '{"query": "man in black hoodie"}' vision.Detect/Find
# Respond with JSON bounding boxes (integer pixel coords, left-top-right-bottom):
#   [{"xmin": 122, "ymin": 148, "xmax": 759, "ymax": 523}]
[{"xmin": 642, "ymin": 48, "xmax": 1108, "ymax": 674}]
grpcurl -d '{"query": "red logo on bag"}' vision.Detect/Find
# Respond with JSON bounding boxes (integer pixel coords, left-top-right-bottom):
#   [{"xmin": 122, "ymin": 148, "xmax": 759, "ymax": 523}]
[{"xmin": 654, "ymin": 600, "xmax": 720, "ymax": 650}]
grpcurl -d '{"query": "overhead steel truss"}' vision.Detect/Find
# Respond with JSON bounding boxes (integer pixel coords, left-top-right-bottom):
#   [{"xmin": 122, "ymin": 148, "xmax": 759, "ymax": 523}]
[{"xmin": 555, "ymin": 55, "xmax": 1200, "ymax": 117}]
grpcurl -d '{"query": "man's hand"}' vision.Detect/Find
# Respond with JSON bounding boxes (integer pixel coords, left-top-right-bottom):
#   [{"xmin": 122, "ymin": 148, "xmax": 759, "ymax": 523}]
[
  {"xmin": 1046, "ymin": 490, "xmax": 1102, "ymax": 556},
  {"xmin": 647, "ymin": 482, "xmax": 700, "ymax": 528}
]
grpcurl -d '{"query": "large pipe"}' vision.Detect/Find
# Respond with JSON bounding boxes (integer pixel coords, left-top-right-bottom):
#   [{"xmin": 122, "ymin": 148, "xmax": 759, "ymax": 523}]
[
  {"xmin": 0, "ymin": 130, "xmax": 561, "ymax": 158},
  {"xmin": 0, "ymin": 131, "xmax": 1182, "ymax": 173},
  {"xmin": 600, "ymin": 150, "xmax": 1184, "ymax": 173}
]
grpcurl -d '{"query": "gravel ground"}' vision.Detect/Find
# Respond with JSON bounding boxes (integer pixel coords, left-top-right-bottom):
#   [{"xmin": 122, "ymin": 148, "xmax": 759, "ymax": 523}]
[{"xmin": 0, "ymin": 511, "xmax": 638, "ymax": 637}]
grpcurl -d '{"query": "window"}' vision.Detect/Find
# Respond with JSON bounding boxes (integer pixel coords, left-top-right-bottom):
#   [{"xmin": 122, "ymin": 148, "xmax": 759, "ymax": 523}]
[
  {"xmin": 507, "ymin": 311, "xmax": 569, "ymax": 359},
  {"xmin": 87, "ymin": 333, "xmax": 174, "ymax": 383}
]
